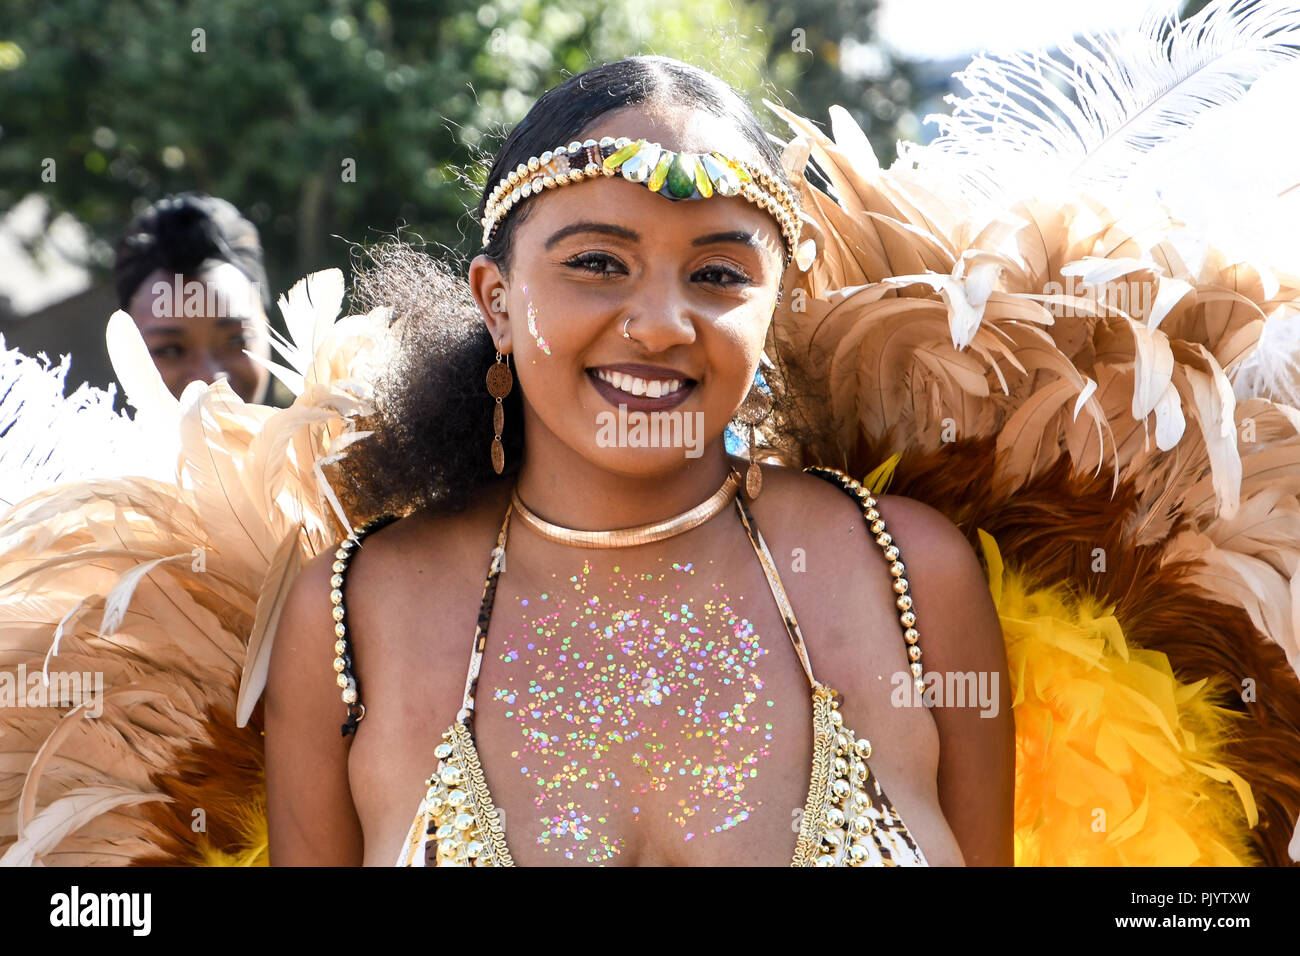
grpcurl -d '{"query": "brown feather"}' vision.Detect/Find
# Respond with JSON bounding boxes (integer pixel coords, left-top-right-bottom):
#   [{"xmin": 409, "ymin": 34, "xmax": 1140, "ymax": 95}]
[
  {"xmin": 132, "ymin": 703, "xmax": 267, "ymax": 866},
  {"xmin": 831, "ymin": 436, "xmax": 1300, "ymax": 865}
]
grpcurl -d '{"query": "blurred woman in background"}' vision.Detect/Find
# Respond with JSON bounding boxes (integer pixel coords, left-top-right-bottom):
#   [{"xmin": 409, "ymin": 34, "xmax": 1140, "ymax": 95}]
[{"xmin": 113, "ymin": 191, "xmax": 272, "ymax": 404}]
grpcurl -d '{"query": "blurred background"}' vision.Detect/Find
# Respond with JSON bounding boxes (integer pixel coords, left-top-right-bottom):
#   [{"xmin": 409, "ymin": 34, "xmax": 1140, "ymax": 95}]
[{"xmin": 0, "ymin": 0, "xmax": 1203, "ymax": 405}]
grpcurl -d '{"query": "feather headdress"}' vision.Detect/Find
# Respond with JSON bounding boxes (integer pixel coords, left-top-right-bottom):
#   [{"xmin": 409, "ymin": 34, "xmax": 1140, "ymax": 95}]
[{"xmin": 766, "ymin": 0, "xmax": 1300, "ymax": 864}]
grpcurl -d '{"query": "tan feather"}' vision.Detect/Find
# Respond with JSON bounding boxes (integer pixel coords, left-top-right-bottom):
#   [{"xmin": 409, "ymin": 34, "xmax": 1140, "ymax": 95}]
[{"xmin": 236, "ymin": 527, "xmax": 303, "ymax": 728}]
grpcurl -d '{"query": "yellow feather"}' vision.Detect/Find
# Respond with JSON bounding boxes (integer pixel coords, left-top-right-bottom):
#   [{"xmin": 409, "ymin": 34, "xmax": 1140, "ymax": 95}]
[{"xmin": 977, "ymin": 530, "xmax": 1259, "ymax": 865}]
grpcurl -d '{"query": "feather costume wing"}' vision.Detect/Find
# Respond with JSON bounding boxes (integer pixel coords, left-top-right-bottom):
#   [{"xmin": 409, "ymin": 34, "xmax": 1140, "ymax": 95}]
[
  {"xmin": 767, "ymin": 0, "xmax": 1300, "ymax": 865},
  {"xmin": 0, "ymin": 271, "xmax": 382, "ymax": 865}
]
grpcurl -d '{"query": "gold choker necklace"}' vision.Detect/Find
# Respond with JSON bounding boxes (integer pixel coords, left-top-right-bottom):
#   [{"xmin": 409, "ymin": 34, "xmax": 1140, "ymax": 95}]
[{"xmin": 511, "ymin": 470, "xmax": 740, "ymax": 548}]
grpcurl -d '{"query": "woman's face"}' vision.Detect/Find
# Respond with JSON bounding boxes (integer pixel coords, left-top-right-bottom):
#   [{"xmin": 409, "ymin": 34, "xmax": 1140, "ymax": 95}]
[
  {"xmin": 469, "ymin": 107, "xmax": 786, "ymax": 479},
  {"xmin": 127, "ymin": 261, "xmax": 272, "ymax": 403}
]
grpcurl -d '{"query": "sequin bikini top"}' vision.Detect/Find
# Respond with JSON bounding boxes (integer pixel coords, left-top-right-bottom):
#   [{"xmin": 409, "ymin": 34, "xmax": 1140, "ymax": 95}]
[{"xmin": 327, "ymin": 466, "xmax": 931, "ymax": 867}]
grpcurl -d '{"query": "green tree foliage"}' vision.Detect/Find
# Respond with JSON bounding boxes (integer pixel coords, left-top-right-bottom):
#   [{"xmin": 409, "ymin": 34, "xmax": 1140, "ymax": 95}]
[{"xmin": 0, "ymin": 0, "xmax": 913, "ymax": 297}]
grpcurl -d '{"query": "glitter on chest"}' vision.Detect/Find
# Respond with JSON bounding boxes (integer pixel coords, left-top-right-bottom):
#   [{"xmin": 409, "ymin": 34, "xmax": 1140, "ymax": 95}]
[{"xmin": 490, "ymin": 558, "xmax": 777, "ymax": 862}]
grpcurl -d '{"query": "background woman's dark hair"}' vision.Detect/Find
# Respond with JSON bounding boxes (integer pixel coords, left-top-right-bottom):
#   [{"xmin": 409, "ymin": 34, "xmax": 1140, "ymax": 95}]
[
  {"xmin": 334, "ymin": 55, "xmax": 805, "ymax": 524},
  {"xmin": 113, "ymin": 191, "xmax": 271, "ymax": 310}
]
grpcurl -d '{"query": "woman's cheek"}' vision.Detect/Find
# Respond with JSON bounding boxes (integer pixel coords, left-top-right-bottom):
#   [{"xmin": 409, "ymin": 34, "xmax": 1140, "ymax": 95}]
[
  {"xmin": 221, "ymin": 356, "xmax": 262, "ymax": 403},
  {"xmin": 161, "ymin": 369, "xmax": 189, "ymax": 401}
]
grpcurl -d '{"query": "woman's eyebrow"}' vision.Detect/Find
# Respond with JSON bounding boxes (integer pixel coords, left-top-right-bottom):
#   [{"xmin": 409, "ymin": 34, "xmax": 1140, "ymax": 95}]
[
  {"xmin": 544, "ymin": 221, "xmax": 764, "ymax": 251},
  {"xmin": 544, "ymin": 221, "xmax": 638, "ymax": 248},
  {"xmin": 690, "ymin": 230, "xmax": 763, "ymax": 251}
]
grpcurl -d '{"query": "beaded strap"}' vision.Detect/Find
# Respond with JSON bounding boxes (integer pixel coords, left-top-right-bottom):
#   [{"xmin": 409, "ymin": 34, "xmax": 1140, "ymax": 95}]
[
  {"xmin": 733, "ymin": 492, "xmax": 818, "ymax": 690},
  {"xmin": 414, "ymin": 501, "xmax": 517, "ymax": 866},
  {"xmin": 803, "ymin": 467, "xmax": 926, "ymax": 699},
  {"xmin": 455, "ymin": 502, "xmax": 514, "ymax": 733},
  {"xmin": 328, "ymin": 514, "xmax": 400, "ymax": 737}
]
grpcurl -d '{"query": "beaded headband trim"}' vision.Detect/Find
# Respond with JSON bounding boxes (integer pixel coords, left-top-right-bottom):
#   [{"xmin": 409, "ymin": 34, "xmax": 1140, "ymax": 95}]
[{"xmin": 481, "ymin": 136, "xmax": 812, "ymax": 271}]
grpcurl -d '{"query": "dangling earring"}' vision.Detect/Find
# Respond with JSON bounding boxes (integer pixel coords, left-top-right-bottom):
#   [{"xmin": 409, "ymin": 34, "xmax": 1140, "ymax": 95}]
[
  {"xmin": 486, "ymin": 348, "xmax": 513, "ymax": 474},
  {"xmin": 735, "ymin": 374, "xmax": 773, "ymax": 501}
]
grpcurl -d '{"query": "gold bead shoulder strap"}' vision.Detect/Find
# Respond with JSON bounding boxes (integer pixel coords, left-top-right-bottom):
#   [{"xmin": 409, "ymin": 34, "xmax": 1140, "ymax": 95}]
[
  {"xmin": 328, "ymin": 513, "xmax": 401, "ymax": 737},
  {"xmin": 802, "ymin": 467, "xmax": 926, "ymax": 698}
]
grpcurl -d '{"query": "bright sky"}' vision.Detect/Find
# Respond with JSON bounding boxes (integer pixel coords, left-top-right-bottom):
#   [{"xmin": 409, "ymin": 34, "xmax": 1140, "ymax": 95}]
[{"xmin": 875, "ymin": 0, "xmax": 1184, "ymax": 60}]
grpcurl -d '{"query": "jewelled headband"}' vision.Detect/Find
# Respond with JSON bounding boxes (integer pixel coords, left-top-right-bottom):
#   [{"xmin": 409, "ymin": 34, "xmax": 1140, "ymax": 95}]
[{"xmin": 481, "ymin": 136, "xmax": 806, "ymax": 269}]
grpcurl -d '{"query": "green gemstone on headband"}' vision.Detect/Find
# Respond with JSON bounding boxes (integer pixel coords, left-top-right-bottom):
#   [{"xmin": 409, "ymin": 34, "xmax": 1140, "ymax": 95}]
[
  {"xmin": 693, "ymin": 157, "xmax": 713, "ymax": 197},
  {"xmin": 666, "ymin": 152, "xmax": 697, "ymax": 198},
  {"xmin": 604, "ymin": 139, "xmax": 644, "ymax": 170},
  {"xmin": 647, "ymin": 150, "xmax": 674, "ymax": 192}
]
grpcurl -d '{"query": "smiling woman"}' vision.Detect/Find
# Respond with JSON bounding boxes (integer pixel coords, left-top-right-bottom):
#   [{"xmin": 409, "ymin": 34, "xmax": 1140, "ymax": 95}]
[
  {"xmin": 264, "ymin": 54, "xmax": 1013, "ymax": 868},
  {"xmin": 113, "ymin": 192, "xmax": 272, "ymax": 404},
  {"xmin": 5, "ymin": 6, "xmax": 1296, "ymax": 873}
]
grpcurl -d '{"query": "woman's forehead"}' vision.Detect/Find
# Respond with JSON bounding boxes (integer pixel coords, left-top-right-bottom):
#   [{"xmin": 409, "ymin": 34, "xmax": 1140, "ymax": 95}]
[
  {"xmin": 129, "ymin": 263, "xmax": 267, "ymax": 324},
  {"xmin": 514, "ymin": 114, "xmax": 783, "ymax": 255},
  {"xmin": 578, "ymin": 105, "xmax": 760, "ymax": 167},
  {"xmin": 519, "ymin": 174, "xmax": 783, "ymax": 260}
]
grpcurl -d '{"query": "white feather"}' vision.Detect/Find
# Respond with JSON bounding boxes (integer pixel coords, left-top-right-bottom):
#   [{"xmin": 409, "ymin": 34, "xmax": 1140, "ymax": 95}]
[
  {"xmin": 900, "ymin": 0, "xmax": 1300, "ymax": 213},
  {"xmin": 0, "ymin": 335, "xmax": 172, "ymax": 513},
  {"xmin": 268, "ymin": 269, "xmax": 347, "ymax": 394},
  {"xmin": 1, "ymin": 786, "xmax": 168, "ymax": 867},
  {"xmin": 236, "ymin": 527, "xmax": 303, "ymax": 728},
  {"xmin": 105, "ymin": 310, "xmax": 178, "ymax": 419},
  {"xmin": 98, "ymin": 554, "xmax": 189, "ymax": 638},
  {"xmin": 42, "ymin": 598, "xmax": 90, "ymax": 684}
]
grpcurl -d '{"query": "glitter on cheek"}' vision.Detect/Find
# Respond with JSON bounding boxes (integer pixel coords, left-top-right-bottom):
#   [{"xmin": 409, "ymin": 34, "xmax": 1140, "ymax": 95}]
[{"xmin": 526, "ymin": 299, "xmax": 551, "ymax": 355}]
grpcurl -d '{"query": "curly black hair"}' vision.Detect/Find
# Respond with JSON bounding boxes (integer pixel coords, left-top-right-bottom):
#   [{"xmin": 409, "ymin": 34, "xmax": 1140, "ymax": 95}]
[
  {"xmin": 332, "ymin": 55, "xmax": 813, "ymax": 524},
  {"xmin": 333, "ymin": 236, "xmax": 523, "ymax": 520}
]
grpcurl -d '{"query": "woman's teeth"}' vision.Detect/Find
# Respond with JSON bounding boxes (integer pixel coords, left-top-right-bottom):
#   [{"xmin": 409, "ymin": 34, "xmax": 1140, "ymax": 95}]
[{"xmin": 594, "ymin": 369, "xmax": 685, "ymax": 399}]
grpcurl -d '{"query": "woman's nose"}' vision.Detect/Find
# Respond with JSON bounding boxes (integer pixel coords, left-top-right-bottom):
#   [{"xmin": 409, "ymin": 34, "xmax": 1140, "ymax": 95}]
[
  {"xmin": 623, "ymin": 284, "xmax": 697, "ymax": 351},
  {"xmin": 188, "ymin": 351, "xmax": 224, "ymax": 385}
]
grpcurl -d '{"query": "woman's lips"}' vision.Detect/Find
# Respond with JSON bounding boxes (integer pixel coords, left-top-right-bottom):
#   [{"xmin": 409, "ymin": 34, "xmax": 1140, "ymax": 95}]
[{"xmin": 586, "ymin": 367, "xmax": 695, "ymax": 412}]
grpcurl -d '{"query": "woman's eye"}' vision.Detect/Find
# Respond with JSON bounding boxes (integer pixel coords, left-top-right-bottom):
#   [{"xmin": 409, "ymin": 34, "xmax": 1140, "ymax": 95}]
[
  {"xmin": 151, "ymin": 345, "xmax": 184, "ymax": 361},
  {"xmin": 564, "ymin": 253, "xmax": 750, "ymax": 287},
  {"xmin": 564, "ymin": 252, "xmax": 624, "ymax": 277},
  {"xmin": 695, "ymin": 264, "xmax": 751, "ymax": 287}
]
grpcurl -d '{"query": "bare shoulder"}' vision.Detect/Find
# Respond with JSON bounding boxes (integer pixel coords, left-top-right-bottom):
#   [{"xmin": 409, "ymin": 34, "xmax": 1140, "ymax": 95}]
[
  {"xmin": 867, "ymin": 491, "xmax": 1004, "ymax": 674},
  {"xmin": 755, "ymin": 462, "xmax": 1014, "ymax": 866},
  {"xmin": 340, "ymin": 481, "xmax": 514, "ymax": 620},
  {"xmin": 746, "ymin": 463, "xmax": 950, "ymax": 564},
  {"xmin": 759, "ymin": 461, "xmax": 968, "ymax": 550},
  {"xmin": 755, "ymin": 463, "xmax": 999, "ymax": 665},
  {"xmin": 316, "ymin": 482, "xmax": 515, "ymax": 705}
]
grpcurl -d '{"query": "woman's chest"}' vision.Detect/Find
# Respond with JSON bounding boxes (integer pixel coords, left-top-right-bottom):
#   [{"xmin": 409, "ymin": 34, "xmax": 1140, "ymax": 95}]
[
  {"xmin": 465, "ymin": 567, "xmax": 825, "ymax": 865},
  {"xmin": 346, "ymin": 547, "xmax": 956, "ymax": 866}
]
